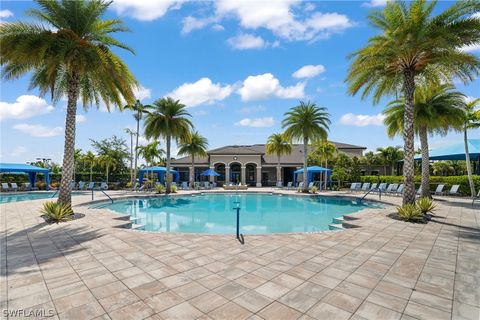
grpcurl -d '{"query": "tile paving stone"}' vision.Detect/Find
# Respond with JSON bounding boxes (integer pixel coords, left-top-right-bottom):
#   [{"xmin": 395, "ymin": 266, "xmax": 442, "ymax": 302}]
[
  {"xmin": 108, "ymin": 301, "xmax": 155, "ymax": 320},
  {"xmin": 233, "ymin": 290, "xmax": 273, "ymax": 313},
  {"xmin": 190, "ymin": 291, "xmax": 229, "ymax": 313},
  {"xmin": 306, "ymin": 302, "xmax": 352, "ymax": 320},
  {"xmin": 208, "ymin": 301, "xmax": 252, "ymax": 320},
  {"xmin": 257, "ymin": 301, "xmax": 302, "ymax": 320},
  {"xmin": 322, "ymin": 290, "xmax": 363, "ymax": 313},
  {"xmin": 98, "ymin": 289, "xmax": 140, "ymax": 313},
  {"xmin": 2, "ymin": 191, "xmax": 479, "ymax": 320},
  {"xmin": 404, "ymin": 301, "xmax": 451, "ymax": 320},
  {"xmin": 354, "ymin": 301, "xmax": 402, "ymax": 320}
]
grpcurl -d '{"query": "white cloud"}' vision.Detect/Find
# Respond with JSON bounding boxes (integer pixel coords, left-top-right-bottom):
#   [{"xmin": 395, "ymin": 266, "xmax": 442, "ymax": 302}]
[
  {"xmin": 13, "ymin": 123, "xmax": 63, "ymax": 137},
  {"xmin": 235, "ymin": 117, "xmax": 274, "ymax": 128},
  {"xmin": 339, "ymin": 113, "xmax": 385, "ymax": 127},
  {"xmin": 292, "ymin": 64, "xmax": 326, "ymax": 79},
  {"xmin": 461, "ymin": 43, "xmax": 480, "ymax": 53},
  {"xmin": 237, "ymin": 105, "xmax": 267, "ymax": 114},
  {"xmin": 110, "ymin": 0, "xmax": 182, "ymax": 21},
  {"xmin": 76, "ymin": 114, "xmax": 86, "ymax": 123},
  {"xmin": 227, "ymin": 33, "xmax": 266, "ymax": 50},
  {"xmin": 11, "ymin": 146, "xmax": 26, "ymax": 157},
  {"xmin": 166, "ymin": 77, "xmax": 233, "ymax": 107},
  {"xmin": 0, "ymin": 10, "xmax": 13, "ymax": 18},
  {"xmin": 211, "ymin": 24, "xmax": 225, "ymax": 31},
  {"xmin": 182, "ymin": 16, "xmax": 218, "ymax": 34},
  {"xmin": 362, "ymin": 0, "xmax": 389, "ymax": 8},
  {"xmin": 134, "ymin": 85, "xmax": 152, "ymax": 101},
  {"xmin": 237, "ymin": 73, "xmax": 305, "ymax": 101},
  {"xmin": 0, "ymin": 95, "xmax": 54, "ymax": 121}
]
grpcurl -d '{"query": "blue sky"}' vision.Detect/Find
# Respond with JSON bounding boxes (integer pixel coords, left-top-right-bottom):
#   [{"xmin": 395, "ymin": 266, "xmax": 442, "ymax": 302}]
[{"xmin": 1, "ymin": 0, "xmax": 479, "ymax": 164}]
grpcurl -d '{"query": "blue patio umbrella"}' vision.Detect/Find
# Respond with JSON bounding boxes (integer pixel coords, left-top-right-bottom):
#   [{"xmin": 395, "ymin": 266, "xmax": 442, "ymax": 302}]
[{"xmin": 200, "ymin": 168, "xmax": 221, "ymax": 176}]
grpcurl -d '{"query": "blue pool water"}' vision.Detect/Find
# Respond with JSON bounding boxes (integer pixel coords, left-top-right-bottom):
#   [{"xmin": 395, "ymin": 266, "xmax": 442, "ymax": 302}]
[
  {"xmin": 0, "ymin": 191, "xmax": 83, "ymax": 203},
  {"xmin": 94, "ymin": 193, "xmax": 380, "ymax": 234}
]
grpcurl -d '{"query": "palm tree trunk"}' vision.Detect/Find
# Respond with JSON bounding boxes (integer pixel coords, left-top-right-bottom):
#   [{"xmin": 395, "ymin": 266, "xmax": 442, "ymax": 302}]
[
  {"xmin": 106, "ymin": 165, "xmax": 109, "ymax": 184},
  {"xmin": 166, "ymin": 135, "xmax": 171, "ymax": 194},
  {"xmin": 90, "ymin": 165, "xmax": 93, "ymax": 182},
  {"xmin": 133, "ymin": 112, "xmax": 140, "ymax": 189},
  {"xmin": 277, "ymin": 154, "xmax": 281, "ymax": 185},
  {"xmin": 191, "ymin": 155, "xmax": 195, "ymax": 186},
  {"xmin": 303, "ymin": 137, "xmax": 308, "ymax": 192},
  {"xmin": 325, "ymin": 158, "xmax": 328, "ymax": 190},
  {"xmin": 464, "ymin": 128, "xmax": 476, "ymax": 198},
  {"xmin": 58, "ymin": 71, "xmax": 79, "ymax": 206},
  {"xmin": 129, "ymin": 133, "xmax": 133, "ymax": 186},
  {"xmin": 402, "ymin": 70, "xmax": 416, "ymax": 205},
  {"xmin": 419, "ymin": 125, "xmax": 430, "ymax": 198}
]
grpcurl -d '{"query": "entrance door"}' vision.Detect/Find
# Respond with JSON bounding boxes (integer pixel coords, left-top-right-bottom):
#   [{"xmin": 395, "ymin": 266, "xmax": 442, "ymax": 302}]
[{"xmin": 230, "ymin": 163, "xmax": 241, "ymax": 183}]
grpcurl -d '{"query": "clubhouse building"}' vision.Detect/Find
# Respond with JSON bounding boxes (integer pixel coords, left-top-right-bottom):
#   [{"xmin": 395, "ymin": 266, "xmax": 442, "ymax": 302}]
[{"xmin": 171, "ymin": 142, "xmax": 366, "ymax": 187}]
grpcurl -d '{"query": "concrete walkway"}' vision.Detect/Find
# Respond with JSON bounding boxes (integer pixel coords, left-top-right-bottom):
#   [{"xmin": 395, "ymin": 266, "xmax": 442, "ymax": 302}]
[{"xmin": 1, "ymin": 190, "xmax": 478, "ymax": 319}]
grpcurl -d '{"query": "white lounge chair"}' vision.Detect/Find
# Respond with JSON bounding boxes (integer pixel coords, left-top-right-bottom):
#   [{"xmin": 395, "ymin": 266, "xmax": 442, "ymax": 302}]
[
  {"xmin": 204, "ymin": 182, "xmax": 210, "ymax": 189},
  {"xmin": 377, "ymin": 183, "xmax": 387, "ymax": 193},
  {"xmin": 395, "ymin": 184, "xmax": 404, "ymax": 196},
  {"xmin": 181, "ymin": 181, "xmax": 188, "ymax": 190},
  {"xmin": 370, "ymin": 183, "xmax": 378, "ymax": 190},
  {"xmin": 447, "ymin": 185, "xmax": 460, "ymax": 196},
  {"xmin": 298, "ymin": 182, "xmax": 304, "ymax": 190},
  {"xmin": 386, "ymin": 183, "xmax": 399, "ymax": 195},
  {"xmin": 473, "ymin": 190, "xmax": 480, "ymax": 205},
  {"xmin": 10, "ymin": 183, "xmax": 19, "ymax": 192},
  {"xmin": 361, "ymin": 183, "xmax": 371, "ymax": 192},
  {"xmin": 349, "ymin": 183, "xmax": 361, "ymax": 192},
  {"xmin": 1, "ymin": 183, "xmax": 10, "ymax": 192},
  {"xmin": 307, "ymin": 182, "xmax": 314, "ymax": 190},
  {"xmin": 434, "ymin": 184, "xmax": 445, "ymax": 196},
  {"xmin": 276, "ymin": 181, "xmax": 283, "ymax": 188},
  {"xmin": 285, "ymin": 182, "xmax": 293, "ymax": 190}
]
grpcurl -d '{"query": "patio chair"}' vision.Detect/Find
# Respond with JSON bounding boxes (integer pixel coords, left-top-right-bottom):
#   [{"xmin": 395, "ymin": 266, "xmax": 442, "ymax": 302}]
[
  {"xmin": 370, "ymin": 183, "xmax": 378, "ymax": 190},
  {"xmin": 23, "ymin": 182, "xmax": 32, "ymax": 191},
  {"xmin": 212, "ymin": 182, "xmax": 217, "ymax": 189},
  {"xmin": 473, "ymin": 190, "xmax": 480, "ymax": 205},
  {"xmin": 10, "ymin": 183, "xmax": 19, "ymax": 192},
  {"xmin": 276, "ymin": 181, "xmax": 283, "ymax": 188},
  {"xmin": 204, "ymin": 182, "xmax": 210, "ymax": 189},
  {"xmin": 181, "ymin": 181, "xmax": 188, "ymax": 190},
  {"xmin": 395, "ymin": 183, "xmax": 405, "ymax": 196},
  {"xmin": 69, "ymin": 181, "xmax": 76, "ymax": 190},
  {"xmin": 447, "ymin": 185, "xmax": 460, "ymax": 196},
  {"xmin": 349, "ymin": 183, "xmax": 360, "ymax": 192},
  {"xmin": 298, "ymin": 182, "xmax": 304, "ymax": 190},
  {"xmin": 361, "ymin": 183, "xmax": 371, "ymax": 192},
  {"xmin": 78, "ymin": 181, "xmax": 85, "ymax": 190},
  {"xmin": 100, "ymin": 182, "xmax": 108, "ymax": 190},
  {"xmin": 1, "ymin": 183, "xmax": 10, "ymax": 192},
  {"xmin": 434, "ymin": 184, "xmax": 445, "ymax": 196},
  {"xmin": 307, "ymin": 182, "xmax": 314, "ymax": 190},
  {"xmin": 377, "ymin": 183, "xmax": 387, "ymax": 193},
  {"xmin": 386, "ymin": 183, "xmax": 398, "ymax": 195},
  {"xmin": 285, "ymin": 182, "xmax": 293, "ymax": 190},
  {"xmin": 416, "ymin": 186, "xmax": 422, "ymax": 195},
  {"xmin": 86, "ymin": 182, "xmax": 95, "ymax": 190}
]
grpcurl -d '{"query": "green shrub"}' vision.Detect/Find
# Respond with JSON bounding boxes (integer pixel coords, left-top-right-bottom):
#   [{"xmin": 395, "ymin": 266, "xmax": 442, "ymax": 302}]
[
  {"xmin": 416, "ymin": 197, "xmax": 436, "ymax": 215},
  {"xmin": 170, "ymin": 185, "xmax": 177, "ymax": 193},
  {"xmin": 155, "ymin": 184, "xmax": 164, "ymax": 194},
  {"xmin": 311, "ymin": 186, "xmax": 318, "ymax": 194},
  {"xmin": 41, "ymin": 201, "xmax": 73, "ymax": 223},
  {"xmin": 397, "ymin": 204, "xmax": 423, "ymax": 222}
]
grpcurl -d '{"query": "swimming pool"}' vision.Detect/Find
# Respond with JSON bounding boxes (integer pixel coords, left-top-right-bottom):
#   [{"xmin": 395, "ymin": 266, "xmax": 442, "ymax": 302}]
[
  {"xmin": 94, "ymin": 193, "xmax": 380, "ymax": 234},
  {"xmin": 0, "ymin": 191, "xmax": 83, "ymax": 203}
]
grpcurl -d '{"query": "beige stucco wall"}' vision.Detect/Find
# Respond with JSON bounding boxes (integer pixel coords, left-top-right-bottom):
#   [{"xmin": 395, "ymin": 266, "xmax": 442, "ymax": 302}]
[{"xmin": 209, "ymin": 155, "xmax": 262, "ymax": 167}]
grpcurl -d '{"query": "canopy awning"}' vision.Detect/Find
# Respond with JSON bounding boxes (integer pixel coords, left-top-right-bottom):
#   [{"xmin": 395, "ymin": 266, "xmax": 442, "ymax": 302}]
[
  {"xmin": 414, "ymin": 139, "xmax": 480, "ymax": 161},
  {"xmin": 138, "ymin": 166, "xmax": 179, "ymax": 186},
  {"xmin": 200, "ymin": 169, "xmax": 220, "ymax": 177},
  {"xmin": 293, "ymin": 166, "xmax": 332, "ymax": 189},
  {"xmin": 0, "ymin": 163, "xmax": 50, "ymax": 190}
]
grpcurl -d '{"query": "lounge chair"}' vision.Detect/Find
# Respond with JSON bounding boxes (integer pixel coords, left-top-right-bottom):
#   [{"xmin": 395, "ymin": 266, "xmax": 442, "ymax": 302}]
[
  {"xmin": 349, "ymin": 183, "xmax": 361, "ymax": 192},
  {"xmin": 276, "ymin": 181, "xmax": 283, "ymax": 188},
  {"xmin": 298, "ymin": 182, "xmax": 304, "ymax": 190},
  {"xmin": 204, "ymin": 182, "xmax": 210, "ymax": 189},
  {"xmin": 370, "ymin": 183, "xmax": 378, "ymax": 190},
  {"xmin": 434, "ymin": 184, "xmax": 445, "ymax": 196},
  {"xmin": 86, "ymin": 182, "xmax": 95, "ymax": 190},
  {"xmin": 307, "ymin": 182, "xmax": 314, "ymax": 190},
  {"xmin": 78, "ymin": 181, "xmax": 85, "ymax": 190},
  {"xmin": 1, "ymin": 183, "xmax": 10, "ymax": 192},
  {"xmin": 212, "ymin": 182, "xmax": 217, "ymax": 189},
  {"xmin": 377, "ymin": 183, "xmax": 387, "ymax": 193},
  {"xmin": 447, "ymin": 185, "xmax": 460, "ymax": 196},
  {"xmin": 361, "ymin": 183, "xmax": 371, "ymax": 192},
  {"xmin": 473, "ymin": 190, "xmax": 480, "ymax": 205},
  {"xmin": 23, "ymin": 182, "xmax": 32, "ymax": 191},
  {"xmin": 285, "ymin": 182, "xmax": 293, "ymax": 190},
  {"xmin": 386, "ymin": 183, "xmax": 398, "ymax": 195},
  {"xmin": 10, "ymin": 183, "xmax": 19, "ymax": 192},
  {"xmin": 69, "ymin": 181, "xmax": 76, "ymax": 190},
  {"xmin": 181, "ymin": 182, "xmax": 188, "ymax": 190},
  {"xmin": 395, "ymin": 184, "xmax": 404, "ymax": 196},
  {"xmin": 416, "ymin": 186, "xmax": 422, "ymax": 195},
  {"xmin": 100, "ymin": 182, "xmax": 108, "ymax": 190}
]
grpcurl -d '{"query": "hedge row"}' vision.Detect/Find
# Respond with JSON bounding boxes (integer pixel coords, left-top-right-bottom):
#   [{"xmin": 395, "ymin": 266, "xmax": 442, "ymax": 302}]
[{"xmin": 359, "ymin": 175, "xmax": 480, "ymax": 196}]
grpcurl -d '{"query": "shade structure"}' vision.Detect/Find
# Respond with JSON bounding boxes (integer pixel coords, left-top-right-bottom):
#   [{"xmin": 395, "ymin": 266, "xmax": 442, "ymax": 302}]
[
  {"xmin": 0, "ymin": 163, "xmax": 50, "ymax": 190},
  {"xmin": 414, "ymin": 139, "xmax": 480, "ymax": 161},
  {"xmin": 138, "ymin": 166, "xmax": 179, "ymax": 186},
  {"xmin": 200, "ymin": 168, "xmax": 220, "ymax": 177},
  {"xmin": 293, "ymin": 166, "xmax": 332, "ymax": 189}
]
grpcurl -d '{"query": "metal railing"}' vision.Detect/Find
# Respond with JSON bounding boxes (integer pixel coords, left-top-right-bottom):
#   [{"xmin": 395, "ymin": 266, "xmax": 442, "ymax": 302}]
[
  {"xmin": 233, "ymin": 200, "xmax": 244, "ymax": 244},
  {"xmin": 360, "ymin": 187, "xmax": 382, "ymax": 201}
]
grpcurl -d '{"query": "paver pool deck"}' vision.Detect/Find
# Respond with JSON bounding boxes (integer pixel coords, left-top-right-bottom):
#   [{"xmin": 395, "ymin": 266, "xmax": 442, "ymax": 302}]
[{"xmin": 1, "ymin": 189, "xmax": 479, "ymax": 320}]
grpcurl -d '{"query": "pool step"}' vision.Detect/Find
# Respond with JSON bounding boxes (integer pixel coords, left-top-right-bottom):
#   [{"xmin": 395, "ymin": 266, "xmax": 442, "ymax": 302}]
[
  {"xmin": 331, "ymin": 215, "xmax": 361, "ymax": 230},
  {"xmin": 332, "ymin": 217, "xmax": 344, "ymax": 224},
  {"xmin": 113, "ymin": 214, "xmax": 131, "ymax": 221},
  {"xmin": 131, "ymin": 224, "xmax": 145, "ymax": 230},
  {"xmin": 328, "ymin": 223, "xmax": 344, "ymax": 231}
]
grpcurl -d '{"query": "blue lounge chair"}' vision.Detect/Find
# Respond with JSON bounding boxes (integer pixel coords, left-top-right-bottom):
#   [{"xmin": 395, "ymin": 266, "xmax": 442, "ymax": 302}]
[
  {"xmin": 447, "ymin": 185, "xmax": 460, "ymax": 196},
  {"xmin": 395, "ymin": 184, "xmax": 404, "ymax": 196},
  {"xmin": 386, "ymin": 183, "xmax": 399, "ymax": 195},
  {"xmin": 100, "ymin": 182, "xmax": 108, "ymax": 190},
  {"xmin": 204, "ymin": 181, "xmax": 210, "ymax": 189},
  {"xmin": 370, "ymin": 183, "xmax": 378, "ymax": 190},
  {"xmin": 434, "ymin": 184, "xmax": 445, "ymax": 196},
  {"xmin": 69, "ymin": 181, "xmax": 76, "ymax": 190},
  {"xmin": 285, "ymin": 182, "xmax": 293, "ymax": 190},
  {"xmin": 86, "ymin": 182, "xmax": 95, "ymax": 190},
  {"xmin": 377, "ymin": 183, "xmax": 388, "ymax": 193},
  {"xmin": 349, "ymin": 183, "xmax": 361, "ymax": 192},
  {"xmin": 181, "ymin": 182, "xmax": 188, "ymax": 190},
  {"xmin": 78, "ymin": 181, "xmax": 85, "ymax": 190},
  {"xmin": 10, "ymin": 183, "xmax": 18, "ymax": 192},
  {"xmin": 298, "ymin": 182, "xmax": 304, "ymax": 190},
  {"xmin": 361, "ymin": 183, "xmax": 371, "ymax": 192},
  {"xmin": 2, "ymin": 183, "xmax": 10, "ymax": 192},
  {"xmin": 307, "ymin": 182, "xmax": 314, "ymax": 190}
]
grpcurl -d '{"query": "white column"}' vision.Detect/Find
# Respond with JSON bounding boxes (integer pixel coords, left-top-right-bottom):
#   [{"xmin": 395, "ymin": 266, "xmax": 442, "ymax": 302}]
[
  {"xmin": 256, "ymin": 166, "xmax": 262, "ymax": 187},
  {"xmin": 209, "ymin": 166, "xmax": 215, "ymax": 183},
  {"xmin": 225, "ymin": 166, "xmax": 230, "ymax": 184},
  {"xmin": 241, "ymin": 166, "xmax": 246, "ymax": 185}
]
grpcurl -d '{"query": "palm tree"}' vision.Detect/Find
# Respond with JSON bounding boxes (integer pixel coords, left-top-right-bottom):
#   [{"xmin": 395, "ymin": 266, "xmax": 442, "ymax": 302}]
[
  {"xmin": 282, "ymin": 101, "xmax": 330, "ymax": 192},
  {"xmin": 462, "ymin": 98, "xmax": 480, "ymax": 197},
  {"xmin": 144, "ymin": 97, "xmax": 193, "ymax": 193},
  {"xmin": 125, "ymin": 100, "xmax": 150, "ymax": 187},
  {"xmin": 376, "ymin": 146, "xmax": 404, "ymax": 176},
  {"xmin": 83, "ymin": 151, "xmax": 96, "ymax": 182},
  {"xmin": 137, "ymin": 141, "xmax": 165, "ymax": 182},
  {"xmin": 178, "ymin": 131, "xmax": 209, "ymax": 186},
  {"xmin": 97, "ymin": 154, "xmax": 117, "ymax": 185},
  {"xmin": 311, "ymin": 141, "xmax": 336, "ymax": 188},
  {"xmin": 383, "ymin": 84, "xmax": 465, "ymax": 197},
  {"xmin": 266, "ymin": 133, "xmax": 293, "ymax": 186},
  {"xmin": 346, "ymin": 0, "xmax": 480, "ymax": 204},
  {"xmin": 0, "ymin": 0, "xmax": 138, "ymax": 206},
  {"xmin": 363, "ymin": 151, "xmax": 378, "ymax": 175},
  {"xmin": 124, "ymin": 128, "xmax": 136, "ymax": 186}
]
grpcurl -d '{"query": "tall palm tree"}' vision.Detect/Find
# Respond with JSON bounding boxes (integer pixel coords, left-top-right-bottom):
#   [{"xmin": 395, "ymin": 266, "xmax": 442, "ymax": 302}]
[
  {"xmin": 97, "ymin": 154, "xmax": 117, "ymax": 185},
  {"xmin": 144, "ymin": 98, "xmax": 193, "ymax": 193},
  {"xmin": 346, "ymin": 0, "xmax": 480, "ymax": 204},
  {"xmin": 363, "ymin": 151, "xmax": 378, "ymax": 175},
  {"xmin": 462, "ymin": 98, "xmax": 480, "ymax": 197},
  {"xmin": 383, "ymin": 84, "xmax": 465, "ymax": 197},
  {"xmin": 282, "ymin": 101, "xmax": 330, "ymax": 192},
  {"xmin": 376, "ymin": 146, "xmax": 404, "ymax": 176},
  {"xmin": 83, "ymin": 151, "xmax": 96, "ymax": 182},
  {"xmin": 312, "ymin": 141, "xmax": 336, "ymax": 189},
  {"xmin": 124, "ymin": 128, "xmax": 136, "ymax": 186},
  {"xmin": 178, "ymin": 131, "xmax": 209, "ymax": 186},
  {"xmin": 137, "ymin": 141, "xmax": 165, "ymax": 182},
  {"xmin": 266, "ymin": 133, "xmax": 293, "ymax": 186},
  {"xmin": 0, "ymin": 0, "xmax": 138, "ymax": 206},
  {"xmin": 125, "ymin": 100, "xmax": 150, "ymax": 187}
]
